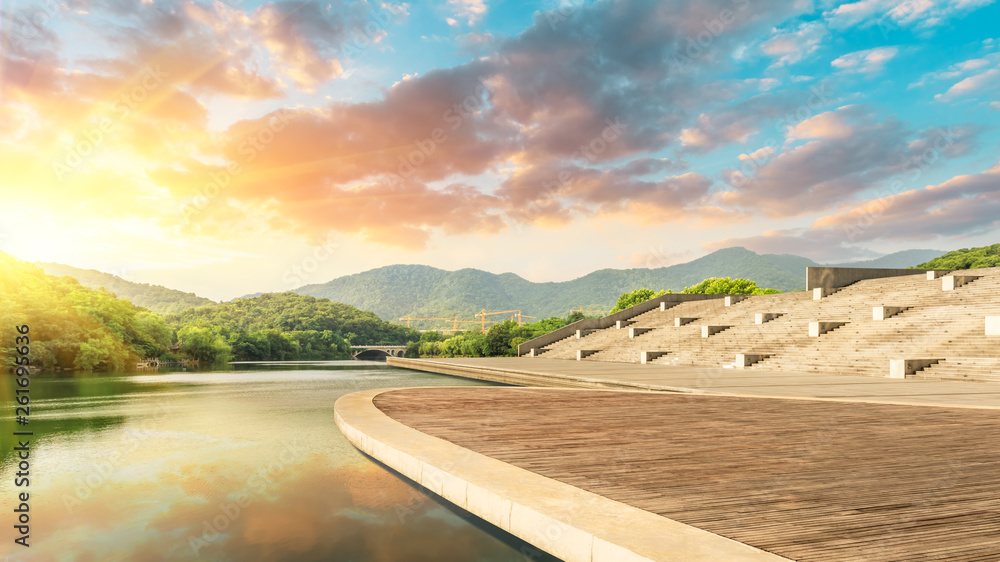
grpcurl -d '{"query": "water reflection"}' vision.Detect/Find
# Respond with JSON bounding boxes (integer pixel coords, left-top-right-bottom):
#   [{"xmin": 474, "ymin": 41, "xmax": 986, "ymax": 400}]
[{"xmin": 0, "ymin": 362, "xmax": 558, "ymax": 561}]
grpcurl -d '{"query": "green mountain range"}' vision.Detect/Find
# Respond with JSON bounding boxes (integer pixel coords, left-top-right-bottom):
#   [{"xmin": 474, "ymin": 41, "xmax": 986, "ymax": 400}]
[
  {"xmin": 293, "ymin": 247, "xmax": 945, "ymax": 325},
  {"xmin": 39, "ymin": 263, "xmax": 215, "ymax": 315}
]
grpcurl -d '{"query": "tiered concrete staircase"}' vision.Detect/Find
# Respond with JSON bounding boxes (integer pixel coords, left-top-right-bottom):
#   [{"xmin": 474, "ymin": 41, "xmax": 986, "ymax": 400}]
[{"xmin": 532, "ymin": 267, "xmax": 1000, "ymax": 383}]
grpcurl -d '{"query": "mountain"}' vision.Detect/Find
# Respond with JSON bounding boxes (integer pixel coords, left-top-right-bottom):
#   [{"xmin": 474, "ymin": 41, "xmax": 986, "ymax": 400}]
[
  {"xmin": 834, "ymin": 249, "xmax": 946, "ymax": 269},
  {"xmin": 39, "ymin": 263, "xmax": 215, "ymax": 315},
  {"xmin": 292, "ymin": 247, "xmax": 946, "ymax": 324},
  {"xmin": 2, "ymin": 252, "xmax": 173, "ymax": 371}
]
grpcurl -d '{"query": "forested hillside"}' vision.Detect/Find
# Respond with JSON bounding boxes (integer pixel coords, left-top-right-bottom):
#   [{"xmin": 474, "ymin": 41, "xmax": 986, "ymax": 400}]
[
  {"xmin": 294, "ymin": 247, "xmax": 946, "ymax": 324},
  {"xmin": 166, "ymin": 293, "xmax": 419, "ymax": 362},
  {"xmin": 916, "ymin": 244, "xmax": 1000, "ymax": 270},
  {"xmin": 40, "ymin": 263, "xmax": 214, "ymax": 314},
  {"xmin": 0, "ymin": 252, "xmax": 173, "ymax": 371},
  {"xmin": 1, "ymin": 253, "xmax": 419, "ymax": 370}
]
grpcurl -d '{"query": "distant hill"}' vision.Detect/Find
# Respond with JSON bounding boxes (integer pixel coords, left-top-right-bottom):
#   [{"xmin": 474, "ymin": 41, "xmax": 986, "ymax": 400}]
[
  {"xmin": 292, "ymin": 247, "xmax": 946, "ymax": 325},
  {"xmin": 835, "ymin": 249, "xmax": 947, "ymax": 269},
  {"xmin": 915, "ymin": 243, "xmax": 1000, "ymax": 270},
  {"xmin": 39, "ymin": 263, "xmax": 214, "ymax": 315}
]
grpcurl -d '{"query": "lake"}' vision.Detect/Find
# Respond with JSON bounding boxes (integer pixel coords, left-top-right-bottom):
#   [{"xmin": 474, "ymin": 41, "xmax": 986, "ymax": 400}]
[{"xmin": 0, "ymin": 361, "xmax": 559, "ymax": 561}]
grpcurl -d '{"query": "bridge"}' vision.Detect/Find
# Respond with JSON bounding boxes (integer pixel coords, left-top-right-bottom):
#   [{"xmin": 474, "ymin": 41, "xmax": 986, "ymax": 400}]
[{"xmin": 349, "ymin": 345, "xmax": 406, "ymax": 360}]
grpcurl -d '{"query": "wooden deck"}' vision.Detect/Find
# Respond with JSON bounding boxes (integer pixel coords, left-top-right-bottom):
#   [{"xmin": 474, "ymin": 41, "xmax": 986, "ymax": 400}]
[{"xmin": 375, "ymin": 387, "xmax": 1000, "ymax": 561}]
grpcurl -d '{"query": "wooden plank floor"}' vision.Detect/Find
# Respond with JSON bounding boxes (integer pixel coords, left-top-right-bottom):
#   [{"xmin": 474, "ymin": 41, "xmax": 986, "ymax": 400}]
[{"xmin": 375, "ymin": 388, "xmax": 1000, "ymax": 561}]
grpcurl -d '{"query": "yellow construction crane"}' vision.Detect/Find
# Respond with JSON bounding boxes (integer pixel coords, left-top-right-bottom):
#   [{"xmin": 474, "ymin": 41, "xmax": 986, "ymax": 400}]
[
  {"xmin": 398, "ymin": 315, "xmax": 453, "ymax": 329},
  {"xmin": 443, "ymin": 316, "xmax": 497, "ymax": 333},
  {"xmin": 475, "ymin": 309, "xmax": 536, "ymax": 330}
]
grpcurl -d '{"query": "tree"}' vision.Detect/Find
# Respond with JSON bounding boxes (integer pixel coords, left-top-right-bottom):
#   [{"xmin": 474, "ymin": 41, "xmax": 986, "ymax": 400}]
[
  {"xmin": 609, "ymin": 288, "xmax": 669, "ymax": 314},
  {"xmin": 484, "ymin": 320, "xmax": 518, "ymax": 357},
  {"xmin": 916, "ymin": 244, "xmax": 1000, "ymax": 270},
  {"xmin": 177, "ymin": 326, "xmax": 232, "ymax": 363},
  {"xmin": 0, "ymin": 252, "xmax": 172, "ymax": 372},
  {"xmin": 681, "ymin": 277, "xmax": 780, "ymax": 295}
]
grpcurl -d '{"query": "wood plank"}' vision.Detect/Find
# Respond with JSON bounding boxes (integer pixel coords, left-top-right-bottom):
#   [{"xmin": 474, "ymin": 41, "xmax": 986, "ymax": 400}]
[{"xmin": 375, "ymin": 388, "xmax": 1000, "ymax": 562}]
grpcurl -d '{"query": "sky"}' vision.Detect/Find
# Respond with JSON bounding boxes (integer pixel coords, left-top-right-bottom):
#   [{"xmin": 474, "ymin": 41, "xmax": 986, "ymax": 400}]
[{"xmin": 1, "ymin": 0, "xmax": 999, "ymax": 301}]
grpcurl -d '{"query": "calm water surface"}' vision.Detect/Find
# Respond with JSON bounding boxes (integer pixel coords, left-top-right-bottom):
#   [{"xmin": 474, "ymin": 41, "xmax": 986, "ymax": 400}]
[{"xmin": 0, "ymin": 362, "xmax": 559, "ymax": 561}]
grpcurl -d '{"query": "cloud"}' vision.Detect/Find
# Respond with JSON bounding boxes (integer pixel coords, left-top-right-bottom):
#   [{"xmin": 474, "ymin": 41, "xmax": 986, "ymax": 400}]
[
  {"xmin": 824, "ymin": 0, "xmax": 997, "ymax": 30},
  {"xmin": 709, "ymin": 160, "xmax": 1000, "ymax": 260},
  {"xmin": 719, "ymin": 106, "xmax": 980, "ymax": 218},
  {"xmin": 786, "ymin": 107, "xmax": 859, "ymax": 140},
  {"xmin": 497, "ymin": 161, "xmax": 732, "ymax": 227},
  {"xmin": 831, "ymin": 46, "xmax": 899, "ymax": 74},
  {"xmin": 448, "ymin": 0, "xmax": 488, "ymax": 26},
  {"xmin": 910, "ymin": 56, "xmax": 994, "ymax": 88},
  {"xmin": 251, "ymin": 1, "xmax": 389, "ymax": 90},
  {"xmin": 679, "ymin": 91, "xmax": 810, "ymax": 153},
  {"xmin": 760, "ymin": 21, "xmax": 828, "ymax": 67},
  {"xmin": 142, "ymin": 0, "xmax": 808, "ymax": 246},
  {"xmin": 935, "ymin": 67, "xmax": 1000, "ymax": 101},
  {"xmin": 739, "ymin": 146, "xmax": 777, "ymax": 162},
  {"xmin": 811, "ymin": 160, "xmax": 1000, "ymax": 241}
]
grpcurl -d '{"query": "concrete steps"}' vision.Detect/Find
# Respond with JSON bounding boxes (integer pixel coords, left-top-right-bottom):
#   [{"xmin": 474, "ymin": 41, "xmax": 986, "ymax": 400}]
[{"xmin": 533, "ymin": 266, "xmax": 1000, "ymax": 381}]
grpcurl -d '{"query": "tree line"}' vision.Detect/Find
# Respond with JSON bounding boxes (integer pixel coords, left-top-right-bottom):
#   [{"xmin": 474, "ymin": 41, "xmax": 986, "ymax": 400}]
[
  {"xmin": 0, "ymin": 253, "xmax": 418, "ymax": 371},
  {"xmin": 410, "ymin": 278, "xmax": 782, "ymax": 359}
]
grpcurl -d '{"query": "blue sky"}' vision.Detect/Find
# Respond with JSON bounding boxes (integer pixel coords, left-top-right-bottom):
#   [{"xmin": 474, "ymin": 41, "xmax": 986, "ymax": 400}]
[{"xmin": 1, "ymin": 0, "xmax": 999, "ymax": 300}]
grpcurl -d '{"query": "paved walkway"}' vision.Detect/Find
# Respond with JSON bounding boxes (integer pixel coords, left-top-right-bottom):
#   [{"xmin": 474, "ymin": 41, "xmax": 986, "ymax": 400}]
[
  {"xmin": 387, "ymin": 357, "xmax": 1000, "ymax": 409},
  {"xmin": 376, "ymin": 387, "xmax": 1000, "ymax": 561}
]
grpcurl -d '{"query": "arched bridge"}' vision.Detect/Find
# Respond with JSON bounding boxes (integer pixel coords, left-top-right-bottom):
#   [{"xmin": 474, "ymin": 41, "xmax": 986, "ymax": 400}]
[{"xmin": 349, "ymin": 345, "xmax": 406, "ymax": 360}]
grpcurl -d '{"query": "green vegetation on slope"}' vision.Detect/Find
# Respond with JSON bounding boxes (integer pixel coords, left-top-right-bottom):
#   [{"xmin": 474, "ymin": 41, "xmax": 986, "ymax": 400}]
[
  {"xmin": 409, "ymin": 315, "xmax": 580, "ymax": 359},
  {"xmin": 915, "ymin": 244, "xmax": 1000, "ymax": 270},
  {"xmin": 610, "ymin": 289, "xmax": 669, "ymax": 314},
  {"xmin": 2, "ymin": 253, "xmax": 420, "ymax": 369},
  {"xmin": 167, "ymin": 293, "xmax": 420, "ymax": 363},
  {"xmin": 294, "ymin": 248, "xmax": 945, "ymax": 323},
  {"xmin": 40, "ymin": 263, "xmax": 214, "ymax": 314},
  {"xmin": 0, "ymin": 252, "xmax": 173, "ymax": 371},
  {"xmin": 608, "ymin": 278, "xmax": 780, "ymax": 313},
  {"xmin": 681, "ymin": 277, "xmax": 782, "ymax": 295}
]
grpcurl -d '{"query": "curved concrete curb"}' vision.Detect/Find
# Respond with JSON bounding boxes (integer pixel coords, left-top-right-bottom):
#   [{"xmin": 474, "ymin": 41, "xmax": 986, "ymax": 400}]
[{"xmin": 335, "ymin": 388, "xmax": 792, "ymax": 562}]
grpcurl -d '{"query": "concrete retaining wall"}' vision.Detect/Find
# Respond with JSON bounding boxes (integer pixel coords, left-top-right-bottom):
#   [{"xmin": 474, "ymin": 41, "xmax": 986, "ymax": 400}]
[
  {"xmin": 517, "ymin": 294, "xmax": 723, "ymax": 356},
  {"xmin": 805, "ymin": 267, "xmax": 945, "ymax": 291}
]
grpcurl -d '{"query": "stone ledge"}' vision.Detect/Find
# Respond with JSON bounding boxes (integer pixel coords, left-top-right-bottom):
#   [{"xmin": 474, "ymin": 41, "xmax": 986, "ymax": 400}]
[
  {"xmin": 873, "ymin": 306, "xmax": 908, "ymax": 321},
  {"xmin": 987, "ymin": 317, "xmax": 1000, "ymax": 336},
  {"xmin": 736, "ymin": 353, "xmax": 769, "ymax": 369},
  {"xmin": 813, "ymin": 287, "xmax": 840, "ymax": 300},
  {"xmin": 701, "ymin": 325, "xmax": 732, "ymax": 338},
  {"xmin": 755, "ymin": 313, "xmax": 783, "ymax": 325},
  {"xmin": 890, "ymin": 359, "xmax": 942, "ymax": 379},
  {"xmin": 640, "ymin": 351, "xmax": 669, "ymax": 364},
  {"xmin": 629, "ymin": 327, "xmax": 653, "ymax": 338},
  {"xmin": 809, "ymin": 321, "xmax": 848, "ymax": 337},
  {"xmin": 675, "ymin": 317, "xmax": 699, "ymax": 327},
  {"xmin": 942, "ymin": 275, "xmax": 981, "ymax": 291}
]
